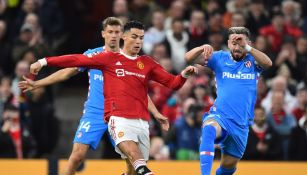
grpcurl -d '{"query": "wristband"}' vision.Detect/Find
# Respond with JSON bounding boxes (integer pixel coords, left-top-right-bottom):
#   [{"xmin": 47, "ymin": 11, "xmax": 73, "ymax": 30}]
[
  {"xmin": 181, "ymin": 71, "xmax": 189, "ymax": 78},
  {"xmin": 245, "ymin": 44, "xmax": 252, "ymax": 52},
  {"xmin": 38, "ymin": 58, "xmax": 47, "ymax": 67}
]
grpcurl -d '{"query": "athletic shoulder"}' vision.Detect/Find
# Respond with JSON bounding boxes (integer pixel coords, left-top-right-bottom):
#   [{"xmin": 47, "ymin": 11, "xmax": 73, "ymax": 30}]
[
  {"xmin": 83, "ymin": 46, "xmax": 104, "ymax": 56},
  {"xmin": 139, "ymin": 55, "xmax": 159, "ymax": 65}
]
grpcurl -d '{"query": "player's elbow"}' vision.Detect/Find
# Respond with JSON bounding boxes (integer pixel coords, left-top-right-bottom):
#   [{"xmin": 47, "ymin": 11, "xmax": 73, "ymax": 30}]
[{"xmin": 263, "ymin": 59, "xmax": 273, "ymax": 69}]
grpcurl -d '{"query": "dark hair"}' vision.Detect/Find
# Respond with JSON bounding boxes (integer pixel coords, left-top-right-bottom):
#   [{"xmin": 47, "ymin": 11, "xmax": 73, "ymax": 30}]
[
  {"xmin": 228, "ymin": 27, "xmax": 251, "ymax": 38},
  {"xmin": 102, "ymin": 17, "xmax": 123, "ymax": 31},
  {"xmin": 123, "ymin": 20, "xmax": 145, "ymax": 32}
]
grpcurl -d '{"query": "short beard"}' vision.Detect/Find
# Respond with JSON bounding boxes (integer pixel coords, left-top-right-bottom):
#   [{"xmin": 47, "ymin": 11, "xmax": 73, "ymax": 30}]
[{"xmin": 231, "ymin": 52, "xmax": 245, "ymax": 61}]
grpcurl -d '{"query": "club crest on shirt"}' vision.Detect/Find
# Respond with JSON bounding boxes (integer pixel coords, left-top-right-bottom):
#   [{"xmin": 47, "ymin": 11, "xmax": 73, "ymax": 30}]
[
  {"xmin": 77, "ymin": 131, "xmax": 83, "ymax": 138},
  {"xmin": 118, "ymin": 131, "xmax": 125, "ymax": 138},
  {"xmin": 244, "ymin": 61, "xmax": 252, "ymax": 68},
  {"xmin": 137, "ymin": 61, "xmax": 144, "ymax": 69}
]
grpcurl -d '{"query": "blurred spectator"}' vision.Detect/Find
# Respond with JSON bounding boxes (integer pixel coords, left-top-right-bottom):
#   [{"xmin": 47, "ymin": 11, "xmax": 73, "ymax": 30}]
[
  {"xmin": 244, "ymin": 106, "xmax": 282, "ymax": 160},
  {"xmin": 14, "ymin": 0, "xmax": 38, "ymax": 38},
  {"xmin": 190, "ymin": 85, "xmax": 214, "ymax": 112},
  {"xmin": 0, "ymin": 104, "xmax": 36, "ymax": 158},
  {"xmin": 208, "ymin": 9, "xmax": 227, "ymax": 37},
  {"xmin": 0, "ymin": 19, "xmax": 13, "ymax": 75},
  {"xmin": 281, "ymin": 0, "xmax": 302, "ymax": 28},
  {"xmin": 11, "ymin": 22, "xmax": 50, "ymax": 65},
  {"xmin": 11, "ymin": 61, "xmax": 29, "ymax": 103},
  {"xmin": 129, "ymin": 0, "xmax": 159, "ymax": 27},
  {"xmin": 149, "ymin": 136, "xmax": 170, "ymax": 160},
  {"xmin": 150, "ymin": 43, "xmax": 169, "ymax": 61},
  {"xmin": 27, "ymin": 86, "xmax": 59, "ymax": 157},
  {"xmin": 223, "ymin": 0, "xmax": 249, "ymax": 28},
  {"xmin": 187, "ymin": 9, "xmax": 208, "ymax": 50},
  {"xmin": 38, "ymin": 0, "xmax": 65, "ymax": 50},
  {"xmin": 0, "ymin": 76, "xmax": 18, "ymax": 119},
  {"xmin": 288, "ymin": 105, "xmax": 307, "ymax": 160},
  {"xmin": 255, "ymin": 77, "xmax": 268, "ymax": 107},
  {"xmin": 261, "ymin": 75, "xmax": 297, "ymax": 114},
  {"xmin": 246, "ymin": 0, "xmax": 270, "ymax": 37},
  {"xmin": 266, "ymin": 91, "xmax": 296, "ymax": 160},
  {"xmin": 112, "ymin": 0, "xmax": 131, "ymax": 21},
  {"xmin": 291, "ymin": 88, "xmax": 307, "ymax": 121},
  {"xmin": 165, "ymin": 103, "xmax": 202, "ymax": 160},
  {"xmin": 164, "ymin": 19, "xmax": 189, "ymax": 73},
  {"xmin": 292, "ymin": 35, "xmax": 307, "ymax": 83},
  {"xmin": 143, "ymin": 10, "xmax": 166, "ymax": 55},
  {"xmin": 205, "ymin": 0, "xmax": 221, "ymax": 16},
  {"xmin": 208, "ymin": 31, "xmax": 227, "ymax": 51},
  {"xmin": 230, "ymin": 11, "xmax": 246, "ymax": 27},
  {"xmin": 20, "ymin": 48, "xmax": 37, "ymax": 64},
  {"xmin": 254, "ymin": 35, "xmax": 275, "ymax": 79},
  {"xmin": 164, "ymin": 0, "xmax": 187, "ymax": 30},
  {"xmin": 259, "ymin": 12, "xmax": 303, "ymax": 53}
]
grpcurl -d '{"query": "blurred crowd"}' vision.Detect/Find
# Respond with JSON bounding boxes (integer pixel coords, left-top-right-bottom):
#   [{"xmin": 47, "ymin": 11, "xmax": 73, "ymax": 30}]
[{"xmin": 0, "ymin": 0, "xmax": 306, "ymax": 161}]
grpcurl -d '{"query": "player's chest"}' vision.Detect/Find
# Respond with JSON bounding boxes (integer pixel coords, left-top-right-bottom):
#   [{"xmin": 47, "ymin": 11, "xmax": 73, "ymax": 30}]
[{"xmin": 106, "ymin": 58, "xmax": 151, "ymax": 80}]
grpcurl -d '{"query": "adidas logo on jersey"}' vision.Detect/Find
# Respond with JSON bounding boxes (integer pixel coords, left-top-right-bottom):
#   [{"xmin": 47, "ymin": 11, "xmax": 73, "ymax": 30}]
[{"xmin": 116, "ymin": 61, "xmax": 122, "ymax": 65}]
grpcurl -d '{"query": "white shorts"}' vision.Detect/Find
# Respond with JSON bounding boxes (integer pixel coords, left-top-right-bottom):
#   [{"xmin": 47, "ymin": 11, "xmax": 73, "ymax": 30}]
[{"xmin": 108, "ymin": 116, "xmax": 150, "ymax": 160}]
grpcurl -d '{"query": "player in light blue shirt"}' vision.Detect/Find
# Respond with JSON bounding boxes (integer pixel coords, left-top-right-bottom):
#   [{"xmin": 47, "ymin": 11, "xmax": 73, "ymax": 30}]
[
  {"xmin": 19, "ymin": 17, "xmax": 167, "ymax": 175},
  {"xmin": 185, "ymin": 27, "xmax": 272, "ymax": 175}
]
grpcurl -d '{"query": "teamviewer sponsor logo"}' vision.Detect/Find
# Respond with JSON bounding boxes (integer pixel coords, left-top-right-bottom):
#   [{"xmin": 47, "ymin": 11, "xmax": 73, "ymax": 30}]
[
  {"xmin": 115, "ymin": 69, "xmax": 145, "ymax": 78},
  {"xmin": 116, "ymin": 69, "xmax": 125, "ymax": 76},
  {"xmin": 222, "ymin": 72, "xmax": 255, "ymax": 79}
]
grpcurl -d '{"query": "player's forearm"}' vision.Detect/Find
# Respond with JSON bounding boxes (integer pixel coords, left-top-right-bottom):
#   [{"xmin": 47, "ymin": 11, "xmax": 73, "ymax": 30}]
[
  {"xmin": 249, "ymin": 47, "xmax": 273, "ymax": 68},
  {"xmin": 35, "ymin": 68, "xmax": 79, "ymax": 88},
  {"xmin": 42, "ymin": 54, "xmax": 96, "ymax": 68},
  {"xmin": 167, "ymin": 75, "xmax": 187, "ymax": 90},
  {"xmin": 185, "ymin": 46, "xmax": 204, "ymax": 64},
  {"xmin": 147, "ymin": 95, "xmax": 159, "ymax": 116}
]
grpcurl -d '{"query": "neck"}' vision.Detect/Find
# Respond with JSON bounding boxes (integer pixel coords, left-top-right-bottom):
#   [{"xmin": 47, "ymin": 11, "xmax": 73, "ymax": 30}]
[
  {"xmin": 105, "ymin": 46, "xmax": 120, "ymax": 52},
  {"xmin": 122, "ymin": 48, "xmax": 137, "ymax": 57}
]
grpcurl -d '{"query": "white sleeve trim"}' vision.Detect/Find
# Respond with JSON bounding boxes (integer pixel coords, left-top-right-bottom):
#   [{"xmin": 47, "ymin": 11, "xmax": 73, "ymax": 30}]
[
  {"xmin": 38, "ymin": 58, "xmax": 47, "ymax": 67},
  {"xmin": 245, "ymin": 44, "xmax": 252, "ymax": 52}
]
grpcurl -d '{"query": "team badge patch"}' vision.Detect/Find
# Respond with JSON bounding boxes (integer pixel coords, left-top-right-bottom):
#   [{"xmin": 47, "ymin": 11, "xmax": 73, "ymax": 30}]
[
  {"xmin": 137, "ymin": 61, "xmax": 144, "ymax": 69},
  {"xmin": 77, "ymin": 131, "xmax": 83, "ymax": 138},
  {"xmin": 118, "ymin": 131, "xmax": 125, "ymax": 138},
  {"xmin": 244, "ymin": 61, "xmax": 252, "ymax": 68}
]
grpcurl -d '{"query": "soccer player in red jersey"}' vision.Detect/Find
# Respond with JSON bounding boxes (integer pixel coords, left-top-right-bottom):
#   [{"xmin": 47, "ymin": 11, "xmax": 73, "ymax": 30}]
[{"xmin": 29, "ymin": 20, "xmax": 197, "ymax": 175}]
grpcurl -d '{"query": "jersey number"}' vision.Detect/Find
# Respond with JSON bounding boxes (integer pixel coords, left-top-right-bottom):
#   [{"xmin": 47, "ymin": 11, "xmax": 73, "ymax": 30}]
[{"xmin": 79, "ymin": 121, "xmax": 91, "ymax": 132}]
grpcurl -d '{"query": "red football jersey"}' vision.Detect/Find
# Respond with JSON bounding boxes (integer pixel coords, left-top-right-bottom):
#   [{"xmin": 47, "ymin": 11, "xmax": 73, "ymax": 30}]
[{"xmin": 46, "ymin": 51, "xmax": 187, "ymax": 121}]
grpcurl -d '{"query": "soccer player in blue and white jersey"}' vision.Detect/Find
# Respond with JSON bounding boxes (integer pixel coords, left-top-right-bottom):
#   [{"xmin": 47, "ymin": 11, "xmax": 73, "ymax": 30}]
[
  {"xmin": 19, "ymin": 17, "xmax": 168, "ymax": 175},
  {"xmin": 185, "ymin": 27, "xmax": 272, "ymax": 175}
]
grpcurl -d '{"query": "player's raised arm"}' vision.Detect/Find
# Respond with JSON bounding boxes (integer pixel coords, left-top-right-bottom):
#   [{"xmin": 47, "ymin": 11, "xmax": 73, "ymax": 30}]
[
  {"xmin": 18, "ymin": 68, "xmax": 79, "ymax": 92},
  {"xmin": 30, "ymin": 52, "xmax": 111, "ymax": 75},
  {"xmin": 151, "ymin": 64, "xmax": 198, "ymax": 90},
  {"xmin": 232, "ymin": 34, "xmax": 272, "ymax": 68},
  {"xmin": 185, "ymin": 44, "xmax": 214, "ymax": 65}
]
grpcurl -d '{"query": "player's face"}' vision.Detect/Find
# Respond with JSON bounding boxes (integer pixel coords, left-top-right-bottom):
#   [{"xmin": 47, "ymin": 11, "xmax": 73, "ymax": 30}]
[
  {"xmin": 228, "ymin": 34, "xmax": 247, "ymax": 61},
  {"xmin": 102, "ymin": 25, "xmax": 122, "ymax": 50},
  {"xmin": 122, "ymin": 28, "xmax": 144, "ymax": 56}
]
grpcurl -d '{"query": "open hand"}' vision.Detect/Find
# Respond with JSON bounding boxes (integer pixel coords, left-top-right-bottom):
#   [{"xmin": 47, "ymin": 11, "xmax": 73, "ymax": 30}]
[
  {"xmin": 18, "ymin": 75, "xmax": 36, "ymax": 92},
  {"xmin": 154, "ymin": 113, "xmax": 170, "ymax": 131}
]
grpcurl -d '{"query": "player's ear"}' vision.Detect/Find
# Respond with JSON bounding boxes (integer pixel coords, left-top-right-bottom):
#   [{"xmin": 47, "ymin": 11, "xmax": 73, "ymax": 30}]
[
  {"xmin": 101, "ymin": 30, "xmax": 105, "ymax": 39},
  {"xmin": 122, "ymin": 32, "xmax": 127, "ymax": 40}
]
